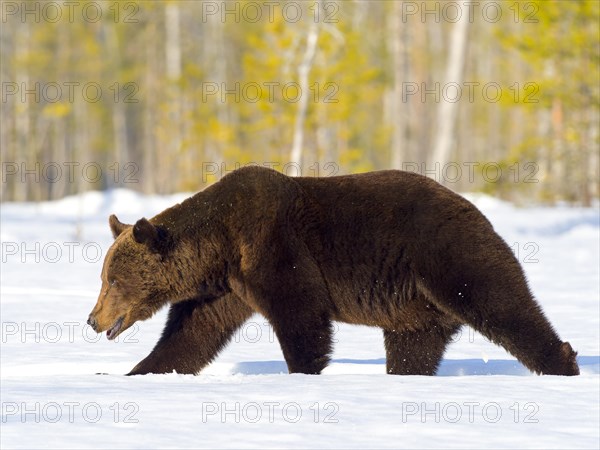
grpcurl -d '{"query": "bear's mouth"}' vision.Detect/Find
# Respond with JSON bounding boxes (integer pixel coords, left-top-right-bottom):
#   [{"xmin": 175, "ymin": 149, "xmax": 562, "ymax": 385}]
[{"xmin": 106, "ymin": 316, "xmax": 125, "ymax": 340}]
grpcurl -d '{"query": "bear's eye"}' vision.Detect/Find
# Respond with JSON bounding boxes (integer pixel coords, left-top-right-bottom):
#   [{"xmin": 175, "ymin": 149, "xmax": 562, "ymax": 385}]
[{"xmin": 109, "ymin": 279, "xmax": 117, "ymax": 287}]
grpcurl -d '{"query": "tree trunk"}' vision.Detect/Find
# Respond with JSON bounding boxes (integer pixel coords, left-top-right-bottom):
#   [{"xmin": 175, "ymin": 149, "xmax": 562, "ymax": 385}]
[
  {"xmin": 165, "ymin": 3, "xmax": 182, "ymax": 193},
  {"xmin": 143, "ymin": 21, "xmax": 158, "ymax": 194},
  {"xmin": 106, "ymin": 22, "xmax": 127, "ymax": 189},
  {"xmin": 430, "ymin": 11, "xmax": 470, "ymax": 173},
  {"xmin": 390, "ymin": 0, "xmax": 411, "ymax": 170},
  {"xmin": 290, "ymin": 1, "xmax": 320, "ymax": 168}
]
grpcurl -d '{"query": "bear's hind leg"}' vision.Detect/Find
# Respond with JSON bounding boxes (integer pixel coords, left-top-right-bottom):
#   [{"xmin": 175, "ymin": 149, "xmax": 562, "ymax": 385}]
[
  {"xmin": 127, "ymin": 293, "xmax": 253, "ymax": 375},
  {"xmin": 384, "ymin": 323, "xmax": 459, "ymax": 375},
  {"xmin": 423, "ymin": 253, "xmax": 579, "ymax": 376},
  {"xmin": 452, "ymin": 298, "xmax": 579, "ymax": 376}
]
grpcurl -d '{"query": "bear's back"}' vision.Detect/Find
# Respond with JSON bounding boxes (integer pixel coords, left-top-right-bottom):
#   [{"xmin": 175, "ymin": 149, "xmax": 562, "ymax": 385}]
[{"xmin": 293, "ymin": 169, "xmax": 490, "ymax": 235}]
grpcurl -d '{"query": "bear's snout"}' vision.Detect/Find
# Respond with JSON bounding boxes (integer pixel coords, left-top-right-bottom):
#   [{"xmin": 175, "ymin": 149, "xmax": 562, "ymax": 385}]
[{"xmin": 87, "ymin": 314, "xmax": 99, "ymax": 332}]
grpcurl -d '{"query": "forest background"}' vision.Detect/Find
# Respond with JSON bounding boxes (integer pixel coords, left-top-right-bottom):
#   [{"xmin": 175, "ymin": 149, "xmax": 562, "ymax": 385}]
[{"xmin": 1, "ymin": 0, "xmax": 598, "ymax": 205}]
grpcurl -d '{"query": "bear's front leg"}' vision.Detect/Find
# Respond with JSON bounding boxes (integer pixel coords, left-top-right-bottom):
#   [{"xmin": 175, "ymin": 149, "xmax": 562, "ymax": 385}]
[
  {"xmin": 270, "ymin": 313, "xmax": 333, "ymax": 374},
  {"xmin": 250, "ymin": 279, "xmax": 333, "ymax": 375},
  {"xmin": 235, "ymin": 223, "xmax": 334, "ymax": 374},
  {"xmin": 127, "ymin": 293, "xmax": 253, "ymax": 375}
]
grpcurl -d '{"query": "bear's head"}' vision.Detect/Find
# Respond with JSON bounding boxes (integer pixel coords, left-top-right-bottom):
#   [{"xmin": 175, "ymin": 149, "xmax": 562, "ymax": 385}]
[{"xmin": 87, "ymin": 214, "xmax": 178, "ymax": 340}]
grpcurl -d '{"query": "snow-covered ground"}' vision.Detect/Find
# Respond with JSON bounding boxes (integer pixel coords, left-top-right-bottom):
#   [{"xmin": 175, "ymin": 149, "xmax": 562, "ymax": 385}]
[{"xmin": 1, "ymin": 189, "xmax": 599, "ymax": 449}]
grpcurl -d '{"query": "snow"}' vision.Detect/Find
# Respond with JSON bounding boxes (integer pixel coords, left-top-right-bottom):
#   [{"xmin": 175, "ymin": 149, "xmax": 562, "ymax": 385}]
[{"xmin": 1, "ymin": 189, "xmax": 599, "ymax": 449}]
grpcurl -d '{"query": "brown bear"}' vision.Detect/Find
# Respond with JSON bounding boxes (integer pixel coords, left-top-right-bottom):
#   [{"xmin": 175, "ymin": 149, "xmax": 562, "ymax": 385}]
[{"xmin": 87, "ymin": 166, "xmax": 579, "ymax": 376}]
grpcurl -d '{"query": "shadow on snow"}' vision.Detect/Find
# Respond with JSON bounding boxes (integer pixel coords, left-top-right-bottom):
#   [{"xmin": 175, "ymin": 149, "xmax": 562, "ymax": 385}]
[{"xmin": 231, "ymin": 355, "xmax": 599, "ymax": 376}]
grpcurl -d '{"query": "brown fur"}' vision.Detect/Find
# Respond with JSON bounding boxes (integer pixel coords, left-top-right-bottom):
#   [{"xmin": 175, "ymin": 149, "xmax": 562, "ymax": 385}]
[{"xmin": 87, "ymin": 167, "xmax": 579, "ymax": 376}]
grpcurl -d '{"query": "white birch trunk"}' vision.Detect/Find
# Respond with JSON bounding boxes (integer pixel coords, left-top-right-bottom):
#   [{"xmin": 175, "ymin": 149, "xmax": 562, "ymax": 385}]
[
  {"xmin": 106, "ymin": 22, "xmax": 127, "ymax": 186},
  {"xmin": 14, "ymin": 23, "xmax": 30, "ymax": 201},
  {"xmin": 165, "ymin": 3, "xmax": 182, "ymax": 193},
  {"xmin": 290, "ymin": 2, "xmax": 320, "ymax": 169},
  {"xmin": 143, "ymin": 21, "xmax": 158, "ymax": 194},
  {"xmin": 431, "ymin": 11, "xmax": 470, "ymax": 170},
  {"xmin": 390, "ymin": 1, "xmax": 411, "ymax": 169},
  {"xmin": 165, "ymin": 4, "xmax": 182, "ymax": 80}
]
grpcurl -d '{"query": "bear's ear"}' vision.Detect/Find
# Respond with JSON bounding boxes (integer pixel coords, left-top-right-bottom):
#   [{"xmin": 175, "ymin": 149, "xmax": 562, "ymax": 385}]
[
  {"xmin": 109, "ymin": 214, "xmax": 131, "ymax": 239},
  {"xmin": 132, "ymin": 218, "xmax": 163, "ymax": 250}
]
